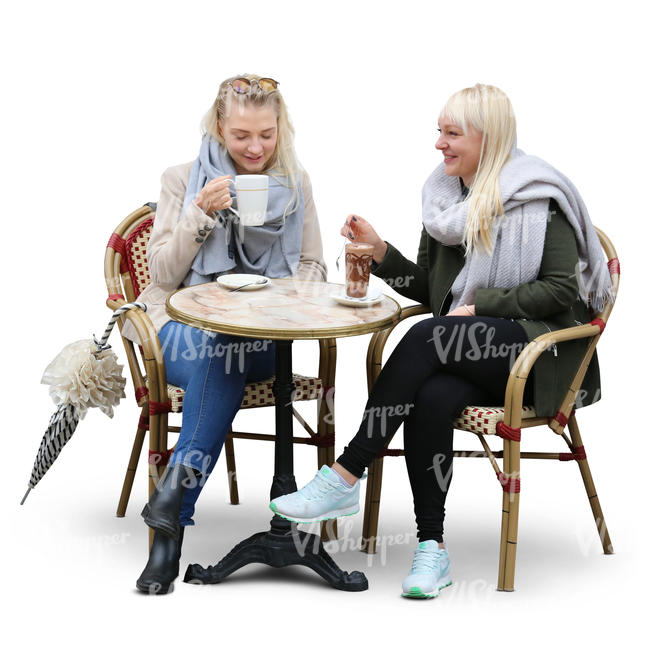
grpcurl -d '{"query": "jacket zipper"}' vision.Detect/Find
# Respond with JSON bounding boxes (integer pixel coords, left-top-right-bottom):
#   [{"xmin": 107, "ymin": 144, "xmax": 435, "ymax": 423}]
[
  {"xmin": 540, "ymin": 320, "xmax": 558, "ymax": 356},
  {"xmin": 438, "ymin": 285, "xmax": 452, "ymax": 316}
]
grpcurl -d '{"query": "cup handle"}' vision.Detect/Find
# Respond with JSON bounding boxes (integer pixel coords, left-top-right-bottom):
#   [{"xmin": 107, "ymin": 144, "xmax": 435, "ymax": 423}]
[{"xmin": 226, "ymin": 178, "xmax": 238, "ymax": 215}]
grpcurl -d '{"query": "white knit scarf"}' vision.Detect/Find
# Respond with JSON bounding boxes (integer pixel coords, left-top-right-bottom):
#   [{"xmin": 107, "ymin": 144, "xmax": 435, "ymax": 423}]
[{"xmin": 421, "ymin": 149, "xmax": 613, "ymax": 314}]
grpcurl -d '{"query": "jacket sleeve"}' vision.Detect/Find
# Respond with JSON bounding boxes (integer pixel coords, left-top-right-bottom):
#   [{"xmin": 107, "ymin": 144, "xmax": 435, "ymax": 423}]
[
  {"xmin": 294, "ymin": 170, "xmax": 327, "ymax": 282},
  {"xmin": 474, "ymin": 203, "xmax": 580, "ymax": 319},
  {"xmin": 147, "ymin": 165, "xmax": 218, "ymax": 291},
  {"xmin": 370, "ymin": 226, "xmax": 431, "ymax": 304}
]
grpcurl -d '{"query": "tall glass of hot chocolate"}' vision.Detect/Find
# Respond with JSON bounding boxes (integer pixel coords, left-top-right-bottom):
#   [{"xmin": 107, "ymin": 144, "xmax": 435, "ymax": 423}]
[{"xmin": 345, "ymin": 242, "xmax": 374, "ymax": 298}]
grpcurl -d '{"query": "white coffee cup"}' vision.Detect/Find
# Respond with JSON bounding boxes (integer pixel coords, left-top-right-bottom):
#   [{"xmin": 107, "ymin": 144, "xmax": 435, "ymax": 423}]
[{"xmin": 227, "ymin": 174, "xmax": 269, "ymax": 226}]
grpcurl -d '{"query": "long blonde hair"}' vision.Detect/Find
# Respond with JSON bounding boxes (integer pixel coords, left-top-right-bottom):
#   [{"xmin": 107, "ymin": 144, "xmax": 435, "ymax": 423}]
[
  {"xmin": 440, "ymin": 84, "xmax": 517, "ymax": 253},
  {"xmin": 202, "ymin": 74, "xmax": 301, "ymax": 215}
]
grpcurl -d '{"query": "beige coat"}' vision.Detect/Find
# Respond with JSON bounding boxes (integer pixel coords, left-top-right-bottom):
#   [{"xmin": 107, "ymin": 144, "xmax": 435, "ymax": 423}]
[{"xmin": 122, "ymin": 162, "xmax": 327, "ymax": 344}]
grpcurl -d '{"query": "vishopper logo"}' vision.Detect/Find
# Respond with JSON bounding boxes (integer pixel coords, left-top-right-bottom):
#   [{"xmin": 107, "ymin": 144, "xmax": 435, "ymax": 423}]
[
  {"xmin": 573, "ymin": 388, "xmax": 601, "ymax": 409},
  {"xmin": 362, "ymin": 403, "xmax": 415, "ymax": 438},
  {"xmin": 70, "ymin": 531, "xmax": 132, "ymax": 553},
  {"xmin": 427, "ymin": 322, "xmax": 527, "ymax": 367},
  {"xmin": 207, "ymin": 207, "xmax": 268, "ymax": 246},
  {"xmin": 159, "ymin": 325, "xmax": 273, "ymax": 372},
  {"xmin": 426, "ymin": 453, "xmax": 454, "ymax": 492},
  {"xmin": 57, "ymin": 530, "xmax": 134, "ymax": 565},
  {"xmin": 283, "ymin": 384, "xmax": 336, "ymax": 425},
  {"xmin": 573, "ymin": 258, "xmax": 616, "ymax": 303},
  {"xmin": 150, "ymin": 451, "xmax": 214, "ymax": 489},
  {"xmin": 574, "ymin": 517, "xmax": 612, "ymax": 558},
  {"xmin": 282, "ymin": 388, "xmax": 414, "ymax": 435},
  {"xmin": 383, "ymin": 275, "xmax": 416, "ymax": 289},
  {"xmin": 289, "ymin": 518, "xmax": 417, "ymax": 568},
  {"xmin": 439, "ymin": 578, "xmax": 498, "ymax": 603}
]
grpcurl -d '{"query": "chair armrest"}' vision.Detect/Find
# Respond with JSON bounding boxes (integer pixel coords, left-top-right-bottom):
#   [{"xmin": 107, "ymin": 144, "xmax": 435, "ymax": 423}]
[
  {"xmin": 503, "ymin": 321, "xmax": 604, "ymax": 428},
  {"xmin": 106, "ymin": 297, "xmax": 168, "ymax": 407},
  {"xmin": 366, "ymin": 304, "xmax": 429, "ymax": 392}
]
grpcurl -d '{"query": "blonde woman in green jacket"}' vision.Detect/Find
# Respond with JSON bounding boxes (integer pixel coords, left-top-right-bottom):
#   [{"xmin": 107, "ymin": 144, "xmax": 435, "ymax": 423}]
[{"xmin": 270, "ymin": 84, "xmax": 612, "ymax": 598}]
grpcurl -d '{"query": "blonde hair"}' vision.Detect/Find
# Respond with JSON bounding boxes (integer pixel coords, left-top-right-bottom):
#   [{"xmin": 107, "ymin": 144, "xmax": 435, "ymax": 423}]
[
  {"xmin": 202, "ymin": 74, "xmax": 301, "ymax": 215},
  {"xmin": 440, "ymin": 84, "xmax": 517, "ymax": 253}
]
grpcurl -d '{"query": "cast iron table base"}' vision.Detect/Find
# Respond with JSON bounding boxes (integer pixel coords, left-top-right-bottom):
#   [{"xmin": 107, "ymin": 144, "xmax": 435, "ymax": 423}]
[
  {"xmin": 184, "ymin": 516, "xmax": 367, "ymax": 591},
  {"xmin": 183, "ymin": 339, "xmax": 368, "ymax": 592}
]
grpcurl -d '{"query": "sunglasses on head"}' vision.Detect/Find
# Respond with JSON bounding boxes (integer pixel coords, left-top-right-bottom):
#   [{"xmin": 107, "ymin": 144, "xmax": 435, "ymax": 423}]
[{"xmin": 229, "ymin": 77, "xmax": 279, "ymax": 94}]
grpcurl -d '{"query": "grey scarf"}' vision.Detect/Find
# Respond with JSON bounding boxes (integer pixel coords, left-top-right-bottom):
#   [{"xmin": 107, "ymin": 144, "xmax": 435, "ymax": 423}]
[
  {"xmin": 421, "ymin": 149, "xmax": 613, "ymax": 314},
  {"xmin": 180, "ymin": 136, "xmax": 304, "ymax": 286}
]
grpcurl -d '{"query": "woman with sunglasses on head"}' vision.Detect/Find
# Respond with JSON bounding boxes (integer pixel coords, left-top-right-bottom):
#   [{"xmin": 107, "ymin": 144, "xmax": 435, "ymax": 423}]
[
  {"xmin": 270, "ymin": 83, "xmax": 611, "ymax": 598},
  {"xmin": 121, "ymin": 74, "xmax": 327, "ymax": 594}
]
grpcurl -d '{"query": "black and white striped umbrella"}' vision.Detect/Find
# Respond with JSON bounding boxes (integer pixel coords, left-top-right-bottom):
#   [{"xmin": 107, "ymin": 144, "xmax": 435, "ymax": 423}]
[{"xmin": 20, "ymin": 302, "xmax": 146, "ymax": 504}]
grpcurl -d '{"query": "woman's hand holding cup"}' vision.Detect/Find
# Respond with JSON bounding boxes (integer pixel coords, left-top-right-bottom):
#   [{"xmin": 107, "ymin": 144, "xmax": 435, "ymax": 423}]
[
  {"xmin": 195, "ymin": 175, "xmax": 233, "ymax": 214},
  {"xmin": 341, "ymin": 214, "xmax": 388, "ymax": 264}
]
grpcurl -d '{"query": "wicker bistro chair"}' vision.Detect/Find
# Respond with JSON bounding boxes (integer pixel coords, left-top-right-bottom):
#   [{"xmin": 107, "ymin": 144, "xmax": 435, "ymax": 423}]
[
  {"xmin": 360, "ymin": 227, "xmax": 618, "ymax": 591},
  {"xmin": 104, "ymin": 203, "xmax": 338, "ymax": 540}
]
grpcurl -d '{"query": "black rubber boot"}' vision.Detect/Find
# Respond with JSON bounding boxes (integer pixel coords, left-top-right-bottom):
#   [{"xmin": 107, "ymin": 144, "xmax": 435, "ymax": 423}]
[
  {"xmin": 136, "ymin": 528, "xmax": 185, "ymax": 595},
  {"xmin": 141, "ymin": 463, "xmax": 201, "ymax": 540}
]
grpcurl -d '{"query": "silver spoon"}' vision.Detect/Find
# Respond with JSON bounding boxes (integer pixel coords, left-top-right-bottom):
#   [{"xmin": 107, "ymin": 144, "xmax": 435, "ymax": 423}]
[
  {"xmin": 335, "ymin": 219, "xmax": 354, "ymax": 272},
  {"xmin": 229, "ymin": 279, "xmax": 268, "ymax": 292}
]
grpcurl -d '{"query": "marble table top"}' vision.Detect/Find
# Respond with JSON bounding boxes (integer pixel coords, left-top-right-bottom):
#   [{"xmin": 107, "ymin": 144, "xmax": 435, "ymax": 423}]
[{"xmin": 166, "ymin": 278, "xmax": 401, "ymax": 340}]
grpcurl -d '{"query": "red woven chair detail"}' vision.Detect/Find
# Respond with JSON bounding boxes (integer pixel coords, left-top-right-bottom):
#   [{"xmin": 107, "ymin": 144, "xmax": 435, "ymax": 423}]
[
  {"xmin": 496, "ymin": 421, "xmax": 521, "ymax": 442},
  {"xmin": 148, "ymin": 447, "xmax": 175, "ymax": 466},
  {"xmin": 607, "ymin": 257, "xmax": 620, "ymax": 276},
  {"xmin": 107, "ymin": 233, "xmax": 129, "ymax": 273},
  {"xmin": 138, "ymin": 415, "xmax": 149, "ymax": 431},
  {"xmin": 559, "ymin": 445, "xmax": 587, "ymax": 461},
  {"xmin": 590, "ymin": 318, "xmax": 606, "ymax": 333},
  {"xmin": 149, "ymin": 400, "xmax": 172, "ymax": 415},
  {"xmin": 378, "ymin": 448, "xmax": 404, "ymax": 458},
  {"xmin": 553, "ymin": 410, "xmax": 569, "ymax": 428},
  {"xmin": 125, "ymin": 216, "xmax": 154, "ymax": 298},
  {"xmin": 303, "ymin": 432, "xmax": 335, "ymax": 447},
  {"xmin": 497, "ymin": 472, "xmax": 521, "ymax": 493},
  {"xmin": 135, "ymin": 386, "xmax": 149, "ymax": 401},
  {"xmin": 108, "ymin": 293, "xmax": 125, "ymax": 302}
]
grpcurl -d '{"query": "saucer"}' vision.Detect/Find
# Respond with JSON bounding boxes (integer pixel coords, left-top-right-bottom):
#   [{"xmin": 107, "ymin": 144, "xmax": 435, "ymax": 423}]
[
  {"xmin": 332, "ymin": 287, "xmax": 383, "ymax": 307},
  {"xmin": 216, "ymin": 274, "xmax": 270, "ymax": 291}
]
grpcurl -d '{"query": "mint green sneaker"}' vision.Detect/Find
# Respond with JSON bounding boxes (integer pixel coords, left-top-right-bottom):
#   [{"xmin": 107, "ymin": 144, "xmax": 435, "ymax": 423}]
[
  {"xmin": 269, "ymin": 465, "xmax": 361, "ymax": 524},
  {"xmin": 401, "ymin": 541, "xmax": 452, "ymax": 599}
]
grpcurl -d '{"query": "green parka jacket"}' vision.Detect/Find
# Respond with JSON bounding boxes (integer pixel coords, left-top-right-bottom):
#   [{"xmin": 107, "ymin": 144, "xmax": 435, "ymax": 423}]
[{"xmin": 371, "ymin": 201, "xmax": 601, "ymax": 417}]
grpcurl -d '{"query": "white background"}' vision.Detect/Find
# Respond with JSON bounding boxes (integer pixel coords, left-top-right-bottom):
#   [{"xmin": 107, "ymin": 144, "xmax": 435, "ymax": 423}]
[{"xmin": 2, "ymin": 0, "xmax": 647, "ymax": 647}]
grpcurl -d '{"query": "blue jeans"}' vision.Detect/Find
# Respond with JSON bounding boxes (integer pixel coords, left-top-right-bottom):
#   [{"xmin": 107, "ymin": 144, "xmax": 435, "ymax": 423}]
[{"xmin": 159, "ymin": 321, "xmax": 275, "ymax": 526}]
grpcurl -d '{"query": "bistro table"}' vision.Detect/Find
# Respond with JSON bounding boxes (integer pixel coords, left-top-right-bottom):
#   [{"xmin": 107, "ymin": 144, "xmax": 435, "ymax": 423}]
[{"xmin": 165, "ymin": 277, "xmax": 401, "ymax": 591}]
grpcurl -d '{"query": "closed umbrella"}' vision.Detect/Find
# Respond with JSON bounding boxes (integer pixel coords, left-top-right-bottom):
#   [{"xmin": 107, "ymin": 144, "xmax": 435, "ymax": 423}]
[{"xmin": 20, "ymin": 302, "xmax": 146, "ymax": 504}]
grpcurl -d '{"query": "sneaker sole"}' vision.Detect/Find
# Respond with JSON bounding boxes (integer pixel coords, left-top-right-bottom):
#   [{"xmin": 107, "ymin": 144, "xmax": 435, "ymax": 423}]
[
  {"xmin": 401, "ymin": 578, "xmax": 452, "ymax": 599},
  {"xmin": 269, "ymin": 502, "xmax": 359, "ymax": 524}
]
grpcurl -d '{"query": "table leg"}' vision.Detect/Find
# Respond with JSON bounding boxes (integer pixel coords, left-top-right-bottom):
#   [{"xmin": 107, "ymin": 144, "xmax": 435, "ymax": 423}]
[{"xmin": 184, "ymin": 339, "xmax": 368, "ymax": 591}]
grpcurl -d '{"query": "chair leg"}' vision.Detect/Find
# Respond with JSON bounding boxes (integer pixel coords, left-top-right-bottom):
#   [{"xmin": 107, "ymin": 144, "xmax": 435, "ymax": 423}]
[
  {"xmin": 116, "ymin": 406, "xmax": 148, "ymax": 517},
  {"xmin": 361, "ymin": 456, "xmax": 384, "ymax": 554},
  {"xmin": 224, "ymin": 432, "xmax": 239, "ymax": 505},
  {"xmin": 497, "ymin": 438, "xmax": 521, "ymax": 591},
  {"xmin": 147, "ymin": 411, "xmax": 168, "ymax": 551},
  {"xmin": 567, "ymin": 413, "xmax": 613, "ymax": 554},
  {"xmin": 317, "ymin": 381, "xmax": 338, "ymax": 542},
  {"xmin": 318, "ymin": 434, "xmax": 338, "ymax": 542}
]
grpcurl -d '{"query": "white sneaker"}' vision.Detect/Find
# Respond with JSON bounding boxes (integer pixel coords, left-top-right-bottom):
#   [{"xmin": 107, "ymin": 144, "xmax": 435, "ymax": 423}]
[
  {"xmin": 401, "ymin": 540, "xmax": 452, "ymax": 598},
  {"xmin": 269, "ymin": 466, "xmax": 361, "ymax": 524}
]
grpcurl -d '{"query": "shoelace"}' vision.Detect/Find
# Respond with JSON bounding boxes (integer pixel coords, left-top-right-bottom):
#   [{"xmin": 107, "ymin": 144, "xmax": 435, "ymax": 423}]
[
  {"xmin": 411, "ymin": 547, "xmax": 445, "ymax": 574},
  {"xmin": 298, "ymin": 473, "xmax": 338, "ymax": 502}
]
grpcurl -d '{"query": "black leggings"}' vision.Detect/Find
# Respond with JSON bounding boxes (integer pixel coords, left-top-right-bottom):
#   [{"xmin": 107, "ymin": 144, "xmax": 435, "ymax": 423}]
[{"xmin": 336, "ymin": 316, "xmax": 534, "ymax": 543}]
